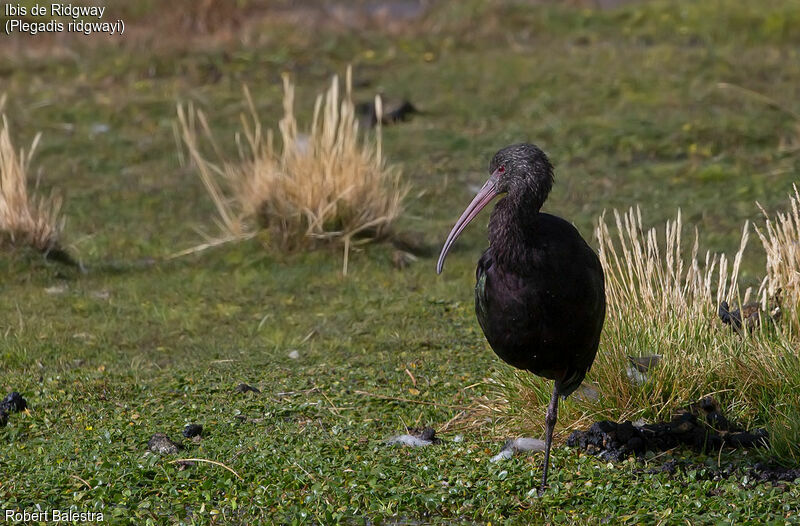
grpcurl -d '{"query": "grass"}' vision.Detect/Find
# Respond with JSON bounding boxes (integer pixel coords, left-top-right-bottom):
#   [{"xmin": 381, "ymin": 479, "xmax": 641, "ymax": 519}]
[
  {"xmin": 757, "ymin": 184, "xmax": 800, "ymax": 334},
  {"xmin": 2, "ymin": 0, "xmax": 800, "ymax": 523},
  {"xmin": 0, "ymin": 95, "xmax": 64, "ymax": 253},
  {"xmin": 176, "ymin": 67, "xmax": 405, "ymax": 273}
]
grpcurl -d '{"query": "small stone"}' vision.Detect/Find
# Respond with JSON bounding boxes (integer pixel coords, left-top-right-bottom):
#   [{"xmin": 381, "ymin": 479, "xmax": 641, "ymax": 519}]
[
  {"xmin": 148, "ymin": 433, "xmax": 181, "ymax": 455},
  {"xmin": 288, "ymin": 350, "xmax": 300, "ymax": 360},
  {"xmin": 183, "ymin": 424, "xmax": 203, "ymax": 439}
]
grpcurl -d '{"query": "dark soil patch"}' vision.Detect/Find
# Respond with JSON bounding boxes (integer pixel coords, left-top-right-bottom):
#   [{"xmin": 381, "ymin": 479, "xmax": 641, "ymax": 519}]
[{"xmin": 567, "ymin": 397, "xmax": 768, "ymax": 462}]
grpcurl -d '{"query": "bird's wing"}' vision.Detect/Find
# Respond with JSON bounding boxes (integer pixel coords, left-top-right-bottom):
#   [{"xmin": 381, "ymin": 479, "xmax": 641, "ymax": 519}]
[{"xmin": 475, "ymin": 248, "xmax": 493, "ymax": 322}]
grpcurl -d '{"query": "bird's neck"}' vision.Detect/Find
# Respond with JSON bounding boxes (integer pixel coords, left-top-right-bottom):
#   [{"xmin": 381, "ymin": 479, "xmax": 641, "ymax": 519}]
[{"xmin": 488, "ymin": 190, "xmax": 544, "ymax": 270}]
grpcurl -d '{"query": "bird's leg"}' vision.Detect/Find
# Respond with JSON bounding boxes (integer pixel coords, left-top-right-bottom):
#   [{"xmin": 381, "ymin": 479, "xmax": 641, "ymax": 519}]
[{"xmin": 540, "ymin": 383, "xmax": 560, "ymax": 492}]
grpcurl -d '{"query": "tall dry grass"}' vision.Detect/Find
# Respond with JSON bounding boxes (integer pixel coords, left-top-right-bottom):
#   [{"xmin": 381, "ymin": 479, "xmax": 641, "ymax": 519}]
[
  {"xmin": 0, "ymin": 95, "xmax": 64, "ymax": 253},
  {"xmin": 757, "ymin": 184, "xmax": 800, "ymax": 334},
  {"xmin": 495, "ymin": 200, "xmax": 800, "ymax": 464},
  {"xmin": 176, "ymin": 68, "xmax": 406, "ymax": 273}
]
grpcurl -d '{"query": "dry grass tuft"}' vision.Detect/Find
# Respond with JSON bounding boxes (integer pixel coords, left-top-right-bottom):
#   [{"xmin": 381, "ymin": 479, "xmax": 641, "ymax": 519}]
[
  {"xmin": 0, "ymin": 96, "xmax": 64, "ymax": 253},
  {"xmin": 597, "ymin": 207, "xmax": 748, "ymax": 319},
  {"xmin": 756, "ymin": 184, "xmax": 800, "ymax": 333},
  {"xmin": 176, "ymin": 67, "xmax": 406, "ymax": 272}
]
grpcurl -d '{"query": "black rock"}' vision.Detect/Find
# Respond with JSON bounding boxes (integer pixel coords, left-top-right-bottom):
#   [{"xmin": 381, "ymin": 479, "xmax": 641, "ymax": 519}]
[
  {"xmin": 234, "ymin": 383, "xmax": 260, "ymax": 394},
  {"xmin": 183, "ymin": 423, "xmax": 203, "ymax": 438},
  {"xmin": 0, "ymin": 392, "xmax": 27, "ymax": 413}
]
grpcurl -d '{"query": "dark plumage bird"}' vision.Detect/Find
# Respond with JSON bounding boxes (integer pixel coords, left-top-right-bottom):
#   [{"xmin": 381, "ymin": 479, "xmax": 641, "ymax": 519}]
[{"xmin": 436, "ymin": 144, "xmax": 606, "ymax": 491}]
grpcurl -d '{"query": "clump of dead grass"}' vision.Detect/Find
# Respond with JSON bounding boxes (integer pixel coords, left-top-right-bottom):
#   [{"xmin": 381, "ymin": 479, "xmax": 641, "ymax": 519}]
[
  {"xmin": 0, "ymin": 95, "xmax": 64, "ymax": 253},
  {"xmin": 756, "ymin": 184, "xmax": 800, "ymax": 334},
  {"xmin": 176, "ymin": 67, "xmax": 406, "ymax": 273}
]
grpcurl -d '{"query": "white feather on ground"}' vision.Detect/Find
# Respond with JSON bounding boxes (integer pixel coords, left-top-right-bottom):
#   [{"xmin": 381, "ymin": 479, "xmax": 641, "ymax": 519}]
[
  {"xmin": 387, "ymin": 434, "xmax": 434, "ymax": 447},
  {"xmin": 490, "ymin": 437, "xmax": 546, "ymax": 462}
]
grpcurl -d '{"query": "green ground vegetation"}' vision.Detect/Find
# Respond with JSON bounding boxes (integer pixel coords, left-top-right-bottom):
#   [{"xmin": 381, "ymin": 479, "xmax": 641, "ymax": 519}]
[{"xmin": 2, "ymin": 0, "xmax": 800, "ymax": 523}]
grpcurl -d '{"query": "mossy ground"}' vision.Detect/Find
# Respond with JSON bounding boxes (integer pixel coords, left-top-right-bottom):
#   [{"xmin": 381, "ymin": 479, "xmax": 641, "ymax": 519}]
[{"xmin": 2, "ymin": 1, "xmax": 800, "ymax": 523}]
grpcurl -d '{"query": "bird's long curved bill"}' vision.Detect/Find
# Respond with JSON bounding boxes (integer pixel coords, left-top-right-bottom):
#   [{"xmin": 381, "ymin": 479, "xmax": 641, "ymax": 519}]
[{"xmin": 436, "ymin": 173, "xmax": 500, "ymax": 274}]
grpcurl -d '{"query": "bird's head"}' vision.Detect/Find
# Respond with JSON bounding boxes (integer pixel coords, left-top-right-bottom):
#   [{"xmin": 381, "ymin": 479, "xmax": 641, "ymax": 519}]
[
  {"xmin": 488, "ymin": 143, "xmax": 554, "ymax": 201},
  {"xmin": 436, "ymin": 143, "xmax": 554, "ymax": 274}
]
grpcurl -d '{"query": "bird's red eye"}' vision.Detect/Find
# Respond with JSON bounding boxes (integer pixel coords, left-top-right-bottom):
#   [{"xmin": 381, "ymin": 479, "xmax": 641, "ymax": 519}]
[{"xmin": 498, "ymin": 166, "xmax": 505, "ymax": 174}]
